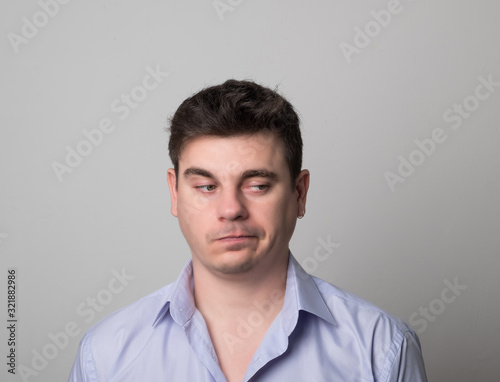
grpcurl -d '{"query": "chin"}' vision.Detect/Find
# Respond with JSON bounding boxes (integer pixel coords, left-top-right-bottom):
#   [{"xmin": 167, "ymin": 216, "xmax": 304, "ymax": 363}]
[{"xmin": 214, "ymin": 254, "xmax": 258, "ymax": 275}]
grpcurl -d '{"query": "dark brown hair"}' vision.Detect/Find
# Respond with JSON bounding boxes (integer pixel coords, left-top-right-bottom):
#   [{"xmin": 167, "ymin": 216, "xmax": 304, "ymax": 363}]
[{"xmin": 168, "ymin": 79, "xmax": 303, "ymax": 187}]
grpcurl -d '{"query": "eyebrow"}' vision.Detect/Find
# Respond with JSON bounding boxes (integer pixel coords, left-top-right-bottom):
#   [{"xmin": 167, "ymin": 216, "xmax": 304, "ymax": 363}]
[
  {"xmin": 241, "ymin": 169, "xmax": 278, "ymax": 181},
  {"xmin": 183, "ymin": 167, "xmax": 214, "ymax": 179},
  {"xmin": 183, "ymin": 167, "xmax": 278, "ymax": 181}
]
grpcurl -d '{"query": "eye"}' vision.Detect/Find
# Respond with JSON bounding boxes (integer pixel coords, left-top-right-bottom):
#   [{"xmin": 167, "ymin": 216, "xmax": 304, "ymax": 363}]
[
  {"xmin": 249, "ymin": 184, "xmax": 269, "ymax": 191},
  {"xmin": 195, "ymin": 185, "xmax": 217, "ymax": 192}
]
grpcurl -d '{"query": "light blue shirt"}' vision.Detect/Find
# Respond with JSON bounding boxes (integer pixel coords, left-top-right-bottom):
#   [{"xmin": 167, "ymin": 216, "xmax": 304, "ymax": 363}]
[{"xmin": 69, "ymin": 254, "xmax": 427, "ymax": 381}]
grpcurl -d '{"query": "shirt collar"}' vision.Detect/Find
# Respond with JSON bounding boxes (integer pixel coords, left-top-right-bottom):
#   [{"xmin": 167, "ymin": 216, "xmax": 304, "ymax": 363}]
[
  {"xmin": 152, "ymin": 259, "xmax": 196, "ymax": 327},
  {"xmin": 152, "ymin": 252, "xmax": 336, "ymax": 327},
  {"xmin": 284, "ymin": 253, "xmax": 336, "ymax": 326}
]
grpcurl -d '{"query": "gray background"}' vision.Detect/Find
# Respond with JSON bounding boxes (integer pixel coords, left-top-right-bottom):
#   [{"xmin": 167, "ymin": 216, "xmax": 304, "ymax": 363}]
[{"xmin": 1, "ymin": 0, "xmax": 499, "ymax": 381}]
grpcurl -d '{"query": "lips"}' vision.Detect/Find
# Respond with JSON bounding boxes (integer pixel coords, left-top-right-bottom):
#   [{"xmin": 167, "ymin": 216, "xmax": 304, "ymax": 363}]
[
  {"xmin": 218, "ymin": 234, "xmax": 255, "ymax": 240},
  {"xmin": 209, "ymin": 225, "xmax": 260, "ymax": 243}
]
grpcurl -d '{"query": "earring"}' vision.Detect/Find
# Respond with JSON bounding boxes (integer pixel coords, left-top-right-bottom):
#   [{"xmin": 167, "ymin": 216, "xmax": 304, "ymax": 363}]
[{"xmin": 298, "ymin": 214, "xmax": 304, "ymax": 219}]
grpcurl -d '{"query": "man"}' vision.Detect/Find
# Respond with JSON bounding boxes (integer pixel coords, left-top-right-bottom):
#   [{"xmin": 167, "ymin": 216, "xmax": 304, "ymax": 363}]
[{"xmin": 69, "ymin": 80, "xmax": 428, "ymax": 381}]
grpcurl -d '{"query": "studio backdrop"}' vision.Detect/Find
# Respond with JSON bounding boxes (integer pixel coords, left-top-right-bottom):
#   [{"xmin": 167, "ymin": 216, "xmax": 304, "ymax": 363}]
[{"xmin": 1, "ymin": 1, "xmax": 499, "ymax": 381}]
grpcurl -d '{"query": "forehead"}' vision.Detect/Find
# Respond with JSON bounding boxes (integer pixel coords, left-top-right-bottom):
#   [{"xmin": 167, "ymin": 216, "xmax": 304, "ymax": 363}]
[{"xmin": 178, "ymin": 133, "xmax": 287, "ymax": 175}]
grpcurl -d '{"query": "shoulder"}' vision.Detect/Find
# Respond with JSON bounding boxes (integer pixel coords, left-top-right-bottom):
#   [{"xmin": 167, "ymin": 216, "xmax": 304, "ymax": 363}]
[
  {"xmin": 312, "ymin": 275, "xmax": 411, "ymax": 333},
  {"xmin": 92, "ymin": 281, "xmax": 173, "ymax": 331},
  {"xmin": 75, "ymin": 282, "xmax": 174, "ymax": 378},
  {"xmin": 310, "ymin": 276, "xmax": 423, "ymax": 379}
]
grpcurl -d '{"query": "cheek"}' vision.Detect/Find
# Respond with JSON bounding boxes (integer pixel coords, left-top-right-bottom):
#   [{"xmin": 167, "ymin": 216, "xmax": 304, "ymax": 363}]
[
  {"xmin": 178, "ymin": 211, "xmax": 208, "ymax": 250},
  {"xmin": 276, "ymin": 194, "xmax": 299, "ymax": 230},
  {"xmin": 255, "ymin": 195, "xmax": 294, "ymax": 227},
  {"xmin": 178, "ymin": 188, "xmax": 211, "ymax": 217},
  {"xmin": 177, "ymin": 197, "xmax": 209, "ymax": 238}
]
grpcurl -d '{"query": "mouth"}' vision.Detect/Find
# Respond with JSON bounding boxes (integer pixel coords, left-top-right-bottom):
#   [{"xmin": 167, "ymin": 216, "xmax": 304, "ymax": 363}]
[
  {"xmin": 218, "ymin": 235, "xmax": 255, "ymax": 241},
  {"xmin": 215, "ymin": 235, "xmax": 257, "ymax": 250},
  {"xmin": 215, "ymin": 231, "xmax": 259, "ymax": 245},
  {"xmin": 210, "ymin": 226, "xmax": 260, "ymax": 247}
]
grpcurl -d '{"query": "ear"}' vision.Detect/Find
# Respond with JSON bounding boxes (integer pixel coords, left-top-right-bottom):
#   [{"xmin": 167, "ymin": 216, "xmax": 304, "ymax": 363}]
[
  {"xmin": 295, "ymin": 169, "xmax": 310, "ymax": 218},
  {"xmin": 167, "ymin": 168, "xmax": 178, "ymax": 217}
]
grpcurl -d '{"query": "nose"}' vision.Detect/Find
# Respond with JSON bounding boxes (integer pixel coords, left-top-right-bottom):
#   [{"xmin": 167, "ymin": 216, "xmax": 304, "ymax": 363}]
[{"xmin": 216, "ymin": 188, "xmax": 248, "ymax": 221}]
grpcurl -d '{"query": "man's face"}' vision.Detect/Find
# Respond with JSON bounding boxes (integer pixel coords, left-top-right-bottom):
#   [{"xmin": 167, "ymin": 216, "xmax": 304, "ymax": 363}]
[{"xmin": 167, "ymin": 133, "xmax": 309, "ymax": 277}]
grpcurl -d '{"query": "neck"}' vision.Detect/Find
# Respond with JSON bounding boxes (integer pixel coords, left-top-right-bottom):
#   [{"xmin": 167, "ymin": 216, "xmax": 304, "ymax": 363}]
[
  {"xmin": 192, "ymin": 254, "xmax": 289, "ymax": 322},
  {"xmin": 191, "ymin": 252, "xmax": 289, "ymax": 382}
]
